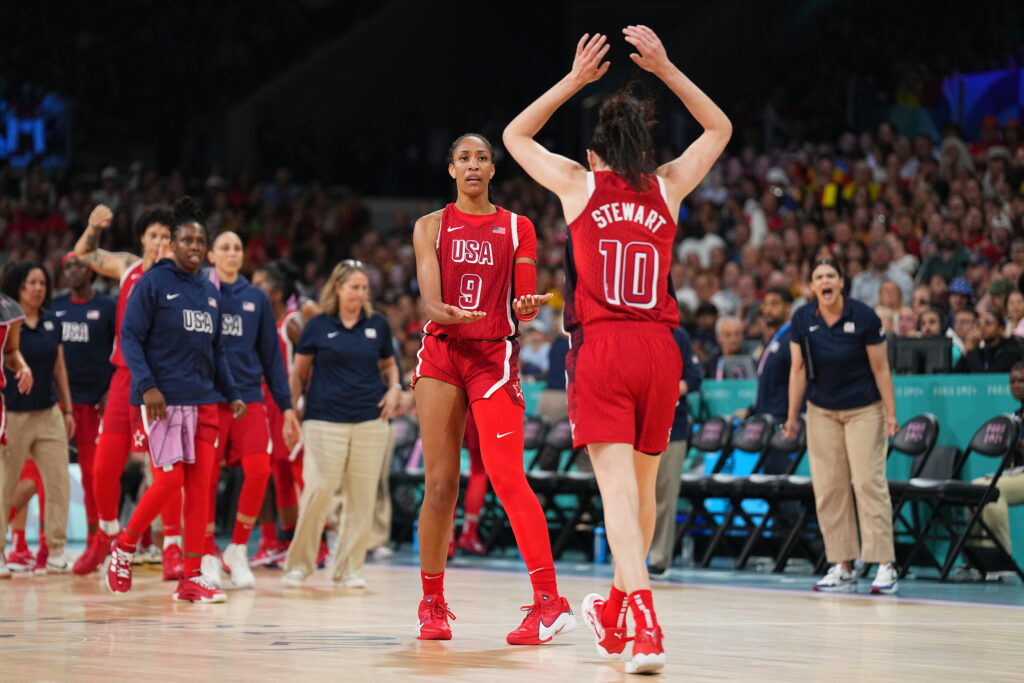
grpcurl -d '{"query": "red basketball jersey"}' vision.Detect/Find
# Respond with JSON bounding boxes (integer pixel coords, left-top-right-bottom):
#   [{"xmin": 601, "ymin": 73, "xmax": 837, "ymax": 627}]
[
  {"xmin": 110, "ymin": 259, "xmax": 146, "ymax": 368},
  {"xmin": 564, "ymin": 171, "xmax": 679, "ymax": 331},
  {"xmin": 277, "ymin": 310, "xmax": 301, "ymax": 374},
  {"xmin": 424, "ymin": 203, "xmax": 536, "ymax": 340}
]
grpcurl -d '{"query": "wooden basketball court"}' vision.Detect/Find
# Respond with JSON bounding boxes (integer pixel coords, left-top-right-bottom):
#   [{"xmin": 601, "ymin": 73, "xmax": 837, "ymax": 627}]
[{"xmin": 2, "ymin": 561, "xmax": 1021, "ymax": 681}]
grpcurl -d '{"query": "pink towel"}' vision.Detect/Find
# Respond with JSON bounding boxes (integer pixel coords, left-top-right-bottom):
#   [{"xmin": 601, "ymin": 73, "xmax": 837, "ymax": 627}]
[{"xmin": 144, "ymin": 405, "xmax": 200, "ymax": 469}]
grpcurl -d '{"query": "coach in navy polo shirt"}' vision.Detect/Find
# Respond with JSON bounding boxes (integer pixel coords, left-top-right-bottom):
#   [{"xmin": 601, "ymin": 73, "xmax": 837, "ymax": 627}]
[
  {"xmin": 784, "ymin": 259, "xmax": 898, "ymax": 595},
  {"xmin": 282, "ymin": 260, "xmax": 400, "ymax": 588}
]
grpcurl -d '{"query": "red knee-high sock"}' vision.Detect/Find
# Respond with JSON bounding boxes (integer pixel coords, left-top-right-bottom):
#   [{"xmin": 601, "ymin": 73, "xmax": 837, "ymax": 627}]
[
  {"xmin": 472, "ymin": 391, "xmax": 558, "ymax": 599},
  {"xmin": 93, "ymin": 432, "xmax": 131, "ymax": 529},
  {"xmin": 78, "ymin": 439, "xmax": 99, "ymax": 528},
  {"xmin": 628, "ymin": 590, "xmax": 660, "ymax": 631},
  {"xmin": 12, "ymin": 528, "xmax": 27, "ymax": 553},
  {"xmin": 233, "ymin": 452, "xmax": 270, "ymax": 545},
  {"xmin": 120, "ymin": 464, "xmax": 185, "ymax": 551},
  {"xmin": 161, "ymin": 485, "xmax": 183, "ymax": 539},
  {"xmin": 602, "ymin": 585, "xmax": 628, "ymax": 628},
  {"xmin": 421, "ymin": 570, "xmax": 445, "ymax": 596},
  {"xmin": 183, "ymin": 439, "xmax": 217, "ymax": 575},
  {"xmin": 206, "ymin": 460, "xmax": 221, "ymax": 553}
]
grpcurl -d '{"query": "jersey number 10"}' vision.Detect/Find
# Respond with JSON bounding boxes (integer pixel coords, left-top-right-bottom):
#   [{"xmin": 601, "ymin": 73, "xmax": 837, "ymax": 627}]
[{"xmin": 598, "ymin": 239, "xmax": 658, "ymax": 309}]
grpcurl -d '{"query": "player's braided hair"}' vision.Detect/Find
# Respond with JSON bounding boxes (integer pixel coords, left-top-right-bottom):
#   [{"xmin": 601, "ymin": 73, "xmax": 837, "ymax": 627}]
[
  {"xmin": 588, "ymin": 82, "xmax": 656, "ymax": 192},
  {"xmin": 134, "ymin": 205, "xmax": 174, "ymax": 241},
  {"xmin": 259, "ymin": 260, "xmax": 300, "ymax": 302}
]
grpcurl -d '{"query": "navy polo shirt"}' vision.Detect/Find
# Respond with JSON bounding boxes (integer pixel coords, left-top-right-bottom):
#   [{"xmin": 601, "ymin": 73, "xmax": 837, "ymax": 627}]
[
  {"xmin": 4, "ymin": 312, "xmax": 60, "ymax": 412},
  {"xmin": 670, "ymin": 326, "xmax": 703, "ymax": 442},
  {"xmin": 296, "ymin": 311, "xmax": 396, "ymax": 424},
  {"xmin": 753, "ymin": 322, "xmax": 793, "ymax": 420},
  {"xmin": 52, "ymin": 293, "xmax": 116, "ymax": 405},
  {"xmin": 545, "ymin": 336, "xmax": 569, "ymax": 391},
  {"xmin": 790, "ymin": 298, "xmax": 885, "ymax": 410}
]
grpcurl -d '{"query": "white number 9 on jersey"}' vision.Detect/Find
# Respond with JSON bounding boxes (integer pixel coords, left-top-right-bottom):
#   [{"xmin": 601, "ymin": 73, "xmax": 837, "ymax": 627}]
[
  {"xmin": 459, "ymin": 274, "xmax": 483, "ymax": 310},
  {"xmin": 598, "ymin": 239, "xmax": 658, "ymax": 309}
]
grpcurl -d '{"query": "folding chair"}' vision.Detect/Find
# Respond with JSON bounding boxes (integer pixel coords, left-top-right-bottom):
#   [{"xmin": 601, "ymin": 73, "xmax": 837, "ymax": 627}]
[
  {"xmin": 695, "ymin": 414, "xmax": 777, "ymax": 566},
  {"xmin": 885, "ymin": 413, "xmax": 944, "ymax": 573},
  {"xmin": 903, "ymin": 413, "xmax": 1023, "ymax": 581},
  {"xmin": 733, "ymin": 416, "xmax": 809, "ymax": 570},
  {"xmin": 673, "ymin": 416, "xmax": 734, "ymax": 559}
]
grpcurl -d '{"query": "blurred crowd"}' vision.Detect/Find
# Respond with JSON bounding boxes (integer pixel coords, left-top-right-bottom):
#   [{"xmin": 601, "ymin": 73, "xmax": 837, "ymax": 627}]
[{"xmin": 3, "ymin": 111, "xmax": 1024, "ymax": 380}]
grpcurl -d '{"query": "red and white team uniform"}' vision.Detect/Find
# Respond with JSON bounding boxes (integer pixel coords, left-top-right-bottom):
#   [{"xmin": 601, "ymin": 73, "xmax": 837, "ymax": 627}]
[
  {"xmin": 412, "ymin": 203, "xmax": 533, "ymax": 405},
  {"xmin": 564, "ymin": 171, "xmax": 681, "ymax": 454},
  {"xmin": 263, "ymin": 310, "xmax": 303, "ymax": 466},
  {"xmin": 99, "ymin": 260, "xmax": 148, "ymax": 450}
]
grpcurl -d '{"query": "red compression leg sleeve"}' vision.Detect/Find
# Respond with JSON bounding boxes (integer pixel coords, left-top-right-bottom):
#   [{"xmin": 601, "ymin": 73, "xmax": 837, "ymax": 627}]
[{"xmin": 232, "ymin": 452, "xmax": 270, "ymax": 545}]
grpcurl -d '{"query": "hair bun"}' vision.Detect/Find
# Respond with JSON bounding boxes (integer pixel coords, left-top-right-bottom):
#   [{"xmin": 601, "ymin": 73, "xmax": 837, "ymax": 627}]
[{"xmin": 171, "ymin": 196, "xmax": 205, "ymax": 226}]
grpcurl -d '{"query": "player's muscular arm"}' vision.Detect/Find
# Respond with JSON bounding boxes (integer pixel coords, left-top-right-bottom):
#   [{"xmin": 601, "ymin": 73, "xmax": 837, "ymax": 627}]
[
  {"xmin": 74, "ymin": 204, "xmax": 140, "ymax": 279},
  {"xmin": 413, "ymin": 212, "xmax": 485, "ymax": 325}
]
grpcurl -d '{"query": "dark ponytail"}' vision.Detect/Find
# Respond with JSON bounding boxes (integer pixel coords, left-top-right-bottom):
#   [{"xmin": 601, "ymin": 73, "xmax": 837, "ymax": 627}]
[{"xmin": 588, "ymin": 83, "xmax": 656, "ymax": 192}]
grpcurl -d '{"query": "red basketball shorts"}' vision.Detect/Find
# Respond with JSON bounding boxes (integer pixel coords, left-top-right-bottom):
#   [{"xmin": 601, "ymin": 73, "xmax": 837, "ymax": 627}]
[
  {"xmin": 72, "ymin": 403, "xmax": 102, "ymax": 449},
  {"xmin": 412, "ymin": 334, "xmax": 524, "ymax": 407},
  {"xmin": 216, "ymin": 401, "xmax": 272, "ymax": 466},
  {"xmin": 566, "ymin": 322, "xmax": 681, "ymax": 454},
  {"xmin": 99, "ymin": 366, "xmax": 148, "ymax": 451},
  {"xmin": 263, "ymin": 385, "xmax": 303, "ymax": 462}
]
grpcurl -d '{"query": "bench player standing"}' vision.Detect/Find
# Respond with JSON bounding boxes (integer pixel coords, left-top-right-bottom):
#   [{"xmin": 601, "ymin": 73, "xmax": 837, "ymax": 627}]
[
  {"xmin": 52, "ymin": 252, "xmax": 116, "ymax": 561},
  {"xmin": 504, "ymin": 28, "xmax": 731, "ymax": 673},
  {"xmin": 411, "ymin": 133, "xmax": 575, "ymax": 644},
  {"xmin": 71, "ymin": 204, "xmax": 182, "ymax": 577}
]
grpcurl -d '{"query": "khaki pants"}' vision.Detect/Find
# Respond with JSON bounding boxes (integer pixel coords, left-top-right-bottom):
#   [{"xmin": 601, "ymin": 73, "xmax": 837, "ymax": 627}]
[
  {"xmin": 648, "ymin": 438, "xmax": 688, "ymax": 569},
  {"xmin": 970, "ymin": 471, "xmax": 1024, "ymax": 552},
  {"xmin": 806, "ymin": 401, "xmax": 895, "ymax": 564},
  {"xmin": 0, "ymin": 406, "xmax": 70, "ymax": 556},
  {"xmin": 367, "ymin": 424, "xmax": 396, "ymax": 549},
  {"xmin": 284, "ymin": 418, "xmax": 390, "ymax": 579}
]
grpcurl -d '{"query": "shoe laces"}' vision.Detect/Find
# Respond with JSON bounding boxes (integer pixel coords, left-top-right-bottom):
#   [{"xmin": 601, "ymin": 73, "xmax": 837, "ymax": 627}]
[
  {"xmin": 112, "ymin": 549, "xmax": 132, "ymax": 579},
  {"xmin": 190, "ymin": 574, "xmax": 219, "ymax": 591},
  {"xmin": 430, "ymin": 600, "xmax": 456, "ymax": 622}
]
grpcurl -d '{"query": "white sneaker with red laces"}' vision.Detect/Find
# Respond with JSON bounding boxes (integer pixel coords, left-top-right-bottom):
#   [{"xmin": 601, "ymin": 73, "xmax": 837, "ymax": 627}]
[
  {"xmin": 581, "ymin": 593, "xmax": 630, "ymax": 660},
  {"xmin": 506, "ymin": 594, "xmax": 577, "ymax": 645},
  {"xmin": 173, "ymin": 573, "xmax": 228, "ymax": 603},
  {"xmin": 105, "ymin": 544, "xmax": 134, "ymax": 594}
]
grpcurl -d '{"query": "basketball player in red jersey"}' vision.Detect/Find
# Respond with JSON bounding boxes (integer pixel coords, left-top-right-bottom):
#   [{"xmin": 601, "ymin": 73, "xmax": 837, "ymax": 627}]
[
  {"xmin": 70, "ymin": 204, "xmax": 179, "ymax": 576},
  {"xmin": 411, "ymin": 133, "xmax": 576, "ymax": 644},
  {"xmin": 504, "ymin": 27, "xmax": 731, "ymax": 674}
]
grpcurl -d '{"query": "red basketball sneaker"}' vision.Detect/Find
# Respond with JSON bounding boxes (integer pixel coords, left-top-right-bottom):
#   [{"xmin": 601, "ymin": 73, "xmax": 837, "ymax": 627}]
[
  {"xmin": 173, "ymin": 572, "xmax": 228, "ymax": 603},
  {"xmin": 162, "ymin": 543, "xmax": 184, "ymax": 581},
  {"xmin": 73, "ymin": 532, "xmax": 112, "ymax": 575},
  {"xmin": 417, "ymin": 594, "xmax": 456, "ymax": 640},
  {"xmin": 5, "ymin": 548, "xmax": 33, "ymax": 573},
  {"xmin": 581, "ymin": 593, "xmax": 631, "ymax": 660},
  {"xmin": 625, "ymin": 626, "xmax": 665, "ymax": 675},
  {"xmin": 249, "ymin": 535, "xmax": 283, "ymax": 567},
  {"xmin": 507, "ymin": 593, "xmax": 577, "ymax": 645},
  {"xmin": 456, "ymin": 531, "xmax": 487, "ymax": 555},
  {"xmin": 105, "ymin": 542, "xmax": 134, "ymax": 594},
  {"xmin": 32, "ymin": 543, "xmax": 49, "ymax": 575}
]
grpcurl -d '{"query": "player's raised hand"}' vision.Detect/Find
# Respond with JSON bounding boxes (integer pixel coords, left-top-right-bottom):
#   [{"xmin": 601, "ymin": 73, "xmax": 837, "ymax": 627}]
[
  {"xmin": 442, "ymin": 304, "xmax": 487, "ymax": 325},
  {"xmin": 513, "ymin": 293, "xmax": 553, "ymax": 319},
  {"xmin": 88, "ymin": 204, "xmax": 114, "ymax": 230},
  {"xmin": 568, "ymin": 33, "xmax": 611, "ymax": 87},
  {"xmin": 623, "ymin": 25, "xmax": 672, "ymax": 76}
]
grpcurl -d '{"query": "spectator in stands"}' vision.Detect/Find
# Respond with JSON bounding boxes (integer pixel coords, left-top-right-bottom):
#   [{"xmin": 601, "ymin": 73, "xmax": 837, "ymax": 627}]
[
  {"xmin": 691, "ymin": 302, "xmax": 720, "ymax": 363},
  {"xmin": 918, "ymin": 220, "xmax": 970, "ymax": 285},
  {"xmin": 955, "ymin": 310, "xmax": 1024, "ymax": 373},
  {"xmin": 1007, "ymin": 291, "xmax": 1024, "ymax": 338},
  {"xmin": 703, "ymin": 316, "xmax": 755, "ymax": 379},
  {"xmin": 874, "ymin": 305, "xmax": 897, "ymax": 334},
  {"xmin": 877, "ymin": 279, "xmax": 904, "ymax": 311},
  {"xmin": 678, "ymin": 270, "xmax": 733, "ymax": 316},
  {"xmin": 649, "ymin": 324, "xmax": 702, "ymax": 577},
  {"xmin": 896, "ymin": 307, "xmax": 917, "ymax": 337},
  {"xmin": 519, "ymin": 321, "xmax": 550, "ymax": 381},
  {"xmin": 784, "ymin": 258, "xmax": 898, "ymax": 594},
  {"xmin": 947, "ymin": 277, "xmax": 974, "ymax": 314},
  {"xmin": 910, "ymin": 284, "xmax": 932, "ymax": 318},
  {"xmin": 986, "ymin": 277, "xmax": 1014, "ymax": 318},
  {"xmin": 536, "ymin": 326, "xmax": 569, "ymax": 425}
]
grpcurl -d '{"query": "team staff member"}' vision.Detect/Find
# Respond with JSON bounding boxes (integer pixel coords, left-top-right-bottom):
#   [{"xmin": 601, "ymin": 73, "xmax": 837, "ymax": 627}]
[
  {"xmin": 106, "ymin": 197, "xmax": 244, "ymax": 603},
  {"xmin": 202, "ymin": 232, "xmax": 299, "ymax": 589},
  {"xmin": 72, "ymin": 204, "xmax": 180, "ymax": 577},
  {"xmin": 783, "ymin": 259, "xmax": 899, "ymax": 595},
  {"xmin": 648, "ymin": 323, "xmax": 702, "ymax": 577},
  {"xmin": 0, "ymin": 293, "xmax": 33, "ymax": 579},
  {"xmin": 736, "ymin": 287, "xmax": 797, "ymax": 474},
  {"xmin": 52, "ymin": 252, "xmax": 116, "ymax": 560},
  {"xmin": 0, "ymin": 261, "xmax": 75, "ymax": 574},
  {"xmin": 281, "ymin": 260, "xmax": 398, "ymax": 588}
]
